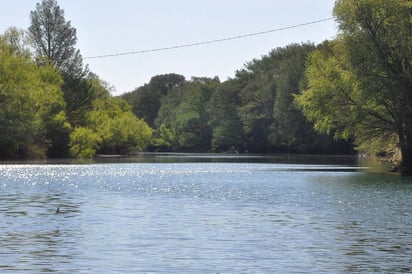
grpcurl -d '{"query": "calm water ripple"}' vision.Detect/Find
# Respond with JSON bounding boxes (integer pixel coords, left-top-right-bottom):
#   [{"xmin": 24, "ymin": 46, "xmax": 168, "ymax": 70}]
[{"xmin": 1, "ymin": 160, "xmax": 412, "ymax": 273}]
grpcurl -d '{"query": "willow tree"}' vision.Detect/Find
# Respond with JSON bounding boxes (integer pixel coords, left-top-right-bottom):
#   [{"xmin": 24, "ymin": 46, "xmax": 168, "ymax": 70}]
[{"xmin": 296, "ymin": 0, "xmax": 412, "ymax": 174}]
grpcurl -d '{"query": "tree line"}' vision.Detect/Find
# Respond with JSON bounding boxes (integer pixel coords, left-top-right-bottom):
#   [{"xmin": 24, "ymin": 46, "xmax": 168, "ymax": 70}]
[
  {"xmin": 2, "ymin": 0, "xmax": 412, "ymax": 174},
  {"xmin": 122, "ymin": 44, "xmax": 352, "ymax": 155},
  {"xmin": 122, "ymin": 0, "xmax": 412, "ymax": 174}
]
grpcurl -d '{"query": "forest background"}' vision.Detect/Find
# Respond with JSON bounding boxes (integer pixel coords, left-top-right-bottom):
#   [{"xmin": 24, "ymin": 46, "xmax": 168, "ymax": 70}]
[{"xmin": 1, "ymin": 0, "xmax": 411, "ymax": 174}]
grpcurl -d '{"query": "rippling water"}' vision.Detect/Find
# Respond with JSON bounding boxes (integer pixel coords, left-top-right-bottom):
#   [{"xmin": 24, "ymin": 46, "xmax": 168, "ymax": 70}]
[{"xmin": 1, "ymin": 155, "xmax": 412, "ymax": 273}]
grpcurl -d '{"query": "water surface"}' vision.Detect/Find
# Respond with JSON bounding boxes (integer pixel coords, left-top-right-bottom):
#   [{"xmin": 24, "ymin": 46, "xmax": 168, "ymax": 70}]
[{"xmin": 1, "ymin": 155, "xmax": 411, "ymax": 273}]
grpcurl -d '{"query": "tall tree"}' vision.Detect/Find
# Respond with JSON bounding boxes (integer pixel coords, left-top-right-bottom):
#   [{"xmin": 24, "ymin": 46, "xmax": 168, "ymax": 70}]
[
  {"xmin": 269, "ymin": 44, "xmax": 318, "ymax": 150},
  {"xmin": 28, "ymin": 0, "xmax": 93, "ymax": 126},
  {"xmin": 296, "ymin": 0, "xmax": 412, "ymax": 174},
  {"xmin": 207, "ymin": 80, "xmax": 244, "ymax": 152},
  {"xmin": 236, "ymin": 69, "xmax": 276, "ymax": 152},
  {"xmin": 28, "ymin": 0, "xmax": 81, "ymax": 73}
]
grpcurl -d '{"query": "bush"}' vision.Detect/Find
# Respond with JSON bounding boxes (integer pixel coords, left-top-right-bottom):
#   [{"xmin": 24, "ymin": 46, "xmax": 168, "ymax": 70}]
[{"xmin": 69, "ymin": 127, "xmax": 102, "ymax": 158}]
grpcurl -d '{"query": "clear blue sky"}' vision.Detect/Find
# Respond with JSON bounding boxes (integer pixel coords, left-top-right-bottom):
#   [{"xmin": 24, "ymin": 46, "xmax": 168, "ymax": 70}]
[{"xmin": 1, "ymin": 0, "xmax": 338, "ymax": 95}]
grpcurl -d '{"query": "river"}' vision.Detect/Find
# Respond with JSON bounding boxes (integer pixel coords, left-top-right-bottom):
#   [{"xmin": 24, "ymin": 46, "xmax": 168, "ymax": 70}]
[{"xmin": 0, "ymin": 154, "xmax": 411, "ymax": 273}]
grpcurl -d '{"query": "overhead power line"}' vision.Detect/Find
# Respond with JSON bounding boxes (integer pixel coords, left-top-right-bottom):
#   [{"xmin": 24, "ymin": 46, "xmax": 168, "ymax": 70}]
[
  {"xmin": 83, "ymin": 17, "xmax": 334, "ymax": 60},
  {"xmin": 2, "ymin": 18, "xmax": 334, "ymax": 66}
]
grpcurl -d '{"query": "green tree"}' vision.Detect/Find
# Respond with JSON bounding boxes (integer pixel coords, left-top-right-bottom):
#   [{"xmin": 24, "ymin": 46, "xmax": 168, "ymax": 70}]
[
  {"xmin": 269, "ymin": 43, "xmax": 336, "ymax": 152},
  {"xmin": 296, "ymin": 0, "xmax": 412, "ymax": 173},
  {"xmin": 28, "ymin": 0, "xmax": 81, "ymax": 73},
  {"xmin": 69, "ymin": 127, "xmax": 101, "ymax": 158},
  {"xmin": 87, "ymin": 96, "xmax": 152, "ymax": 154},
  {"xmin": 122, "ymin": 73, "xmax": 186, "ymax": 127},
  {"xmin": 28, "ymin": 0, "xmax": 93, "ymax": 127},
  {"xmin": 207, "ymin": 80, "xmax": 244, "ymax": 151},
  {"xmin": 0, "ymin": 35, "xmax": 68, "ymax": 158},
  {"xmin": 69, "ymin": 79, "xmax": 152, "ymax": 157},
  {"xmin": 231, "ymin": 43, "xmax": 353, "ymax": 153},
  {"xmin": 236, "ymin": 70, "xmax": 275, "ymax": 152},
  {"xmin": 151, "ymin": 124, "xmax": 178, "ymax": 148},
  {"xmin": 1, "ymin": 27, "xmax": 30, "ymax": 57},
  {"xmin": 155, "ymin": 77, "xmax": 219, "ymax": 151}
]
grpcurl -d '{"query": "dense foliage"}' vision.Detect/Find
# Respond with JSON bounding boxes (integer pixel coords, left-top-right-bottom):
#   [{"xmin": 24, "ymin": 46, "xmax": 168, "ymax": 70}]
[
  {"xmin": 0, "ymin": 0, "xmax": 151, "ymax": 159},
  {"xmin": 123, "ymin": 44, "xmax": 353, "ymax": 154},
  {"xmin": 0, "ymin": 32, "xmax": 68, "ymax": 158},
  {"xmin": 296, "ymin": 0, "xmax": 412, "ymax": 174}
]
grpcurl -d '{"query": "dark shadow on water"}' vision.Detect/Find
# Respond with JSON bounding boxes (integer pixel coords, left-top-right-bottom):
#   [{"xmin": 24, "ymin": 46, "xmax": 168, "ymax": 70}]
[{"xmin": 0, "ymin": 153, "xmax": 360, "ymax": 166}]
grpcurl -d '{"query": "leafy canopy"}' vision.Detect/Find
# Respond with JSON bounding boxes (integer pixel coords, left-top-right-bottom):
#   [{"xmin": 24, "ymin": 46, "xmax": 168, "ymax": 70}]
[
  {"xmin": 296, "ymin": 0, "xmax": 412, "ymax": 173},
  {"xmin": 0, "ymin": 34, "xmax": 68, "ymax": 158}
]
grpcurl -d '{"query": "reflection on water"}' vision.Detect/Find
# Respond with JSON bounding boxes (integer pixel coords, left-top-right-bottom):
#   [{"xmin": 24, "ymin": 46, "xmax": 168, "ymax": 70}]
[
  {"xmin": 0, "ymin": 155, "xmax": 411, "ymax": 273},
  {"xmin": 0, "ymin": 152, "xmax": 360, "ymax": 165}
]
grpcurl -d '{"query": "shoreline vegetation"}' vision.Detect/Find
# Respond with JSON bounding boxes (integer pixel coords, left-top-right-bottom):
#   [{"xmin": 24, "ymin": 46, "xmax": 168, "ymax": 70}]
[{"xmin": 1, "ymin": 0, "xmax": 412, "ymax": 174}]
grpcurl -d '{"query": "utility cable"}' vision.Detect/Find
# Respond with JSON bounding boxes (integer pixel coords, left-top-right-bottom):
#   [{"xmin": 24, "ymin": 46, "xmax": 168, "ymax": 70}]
[
  {"xmin": 83, "ymin": 17, "xmax": 334, "ymax": 60},
  {"xmin": 2, "ymin": 18, "xmax": 334, "ymax": 65}
]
